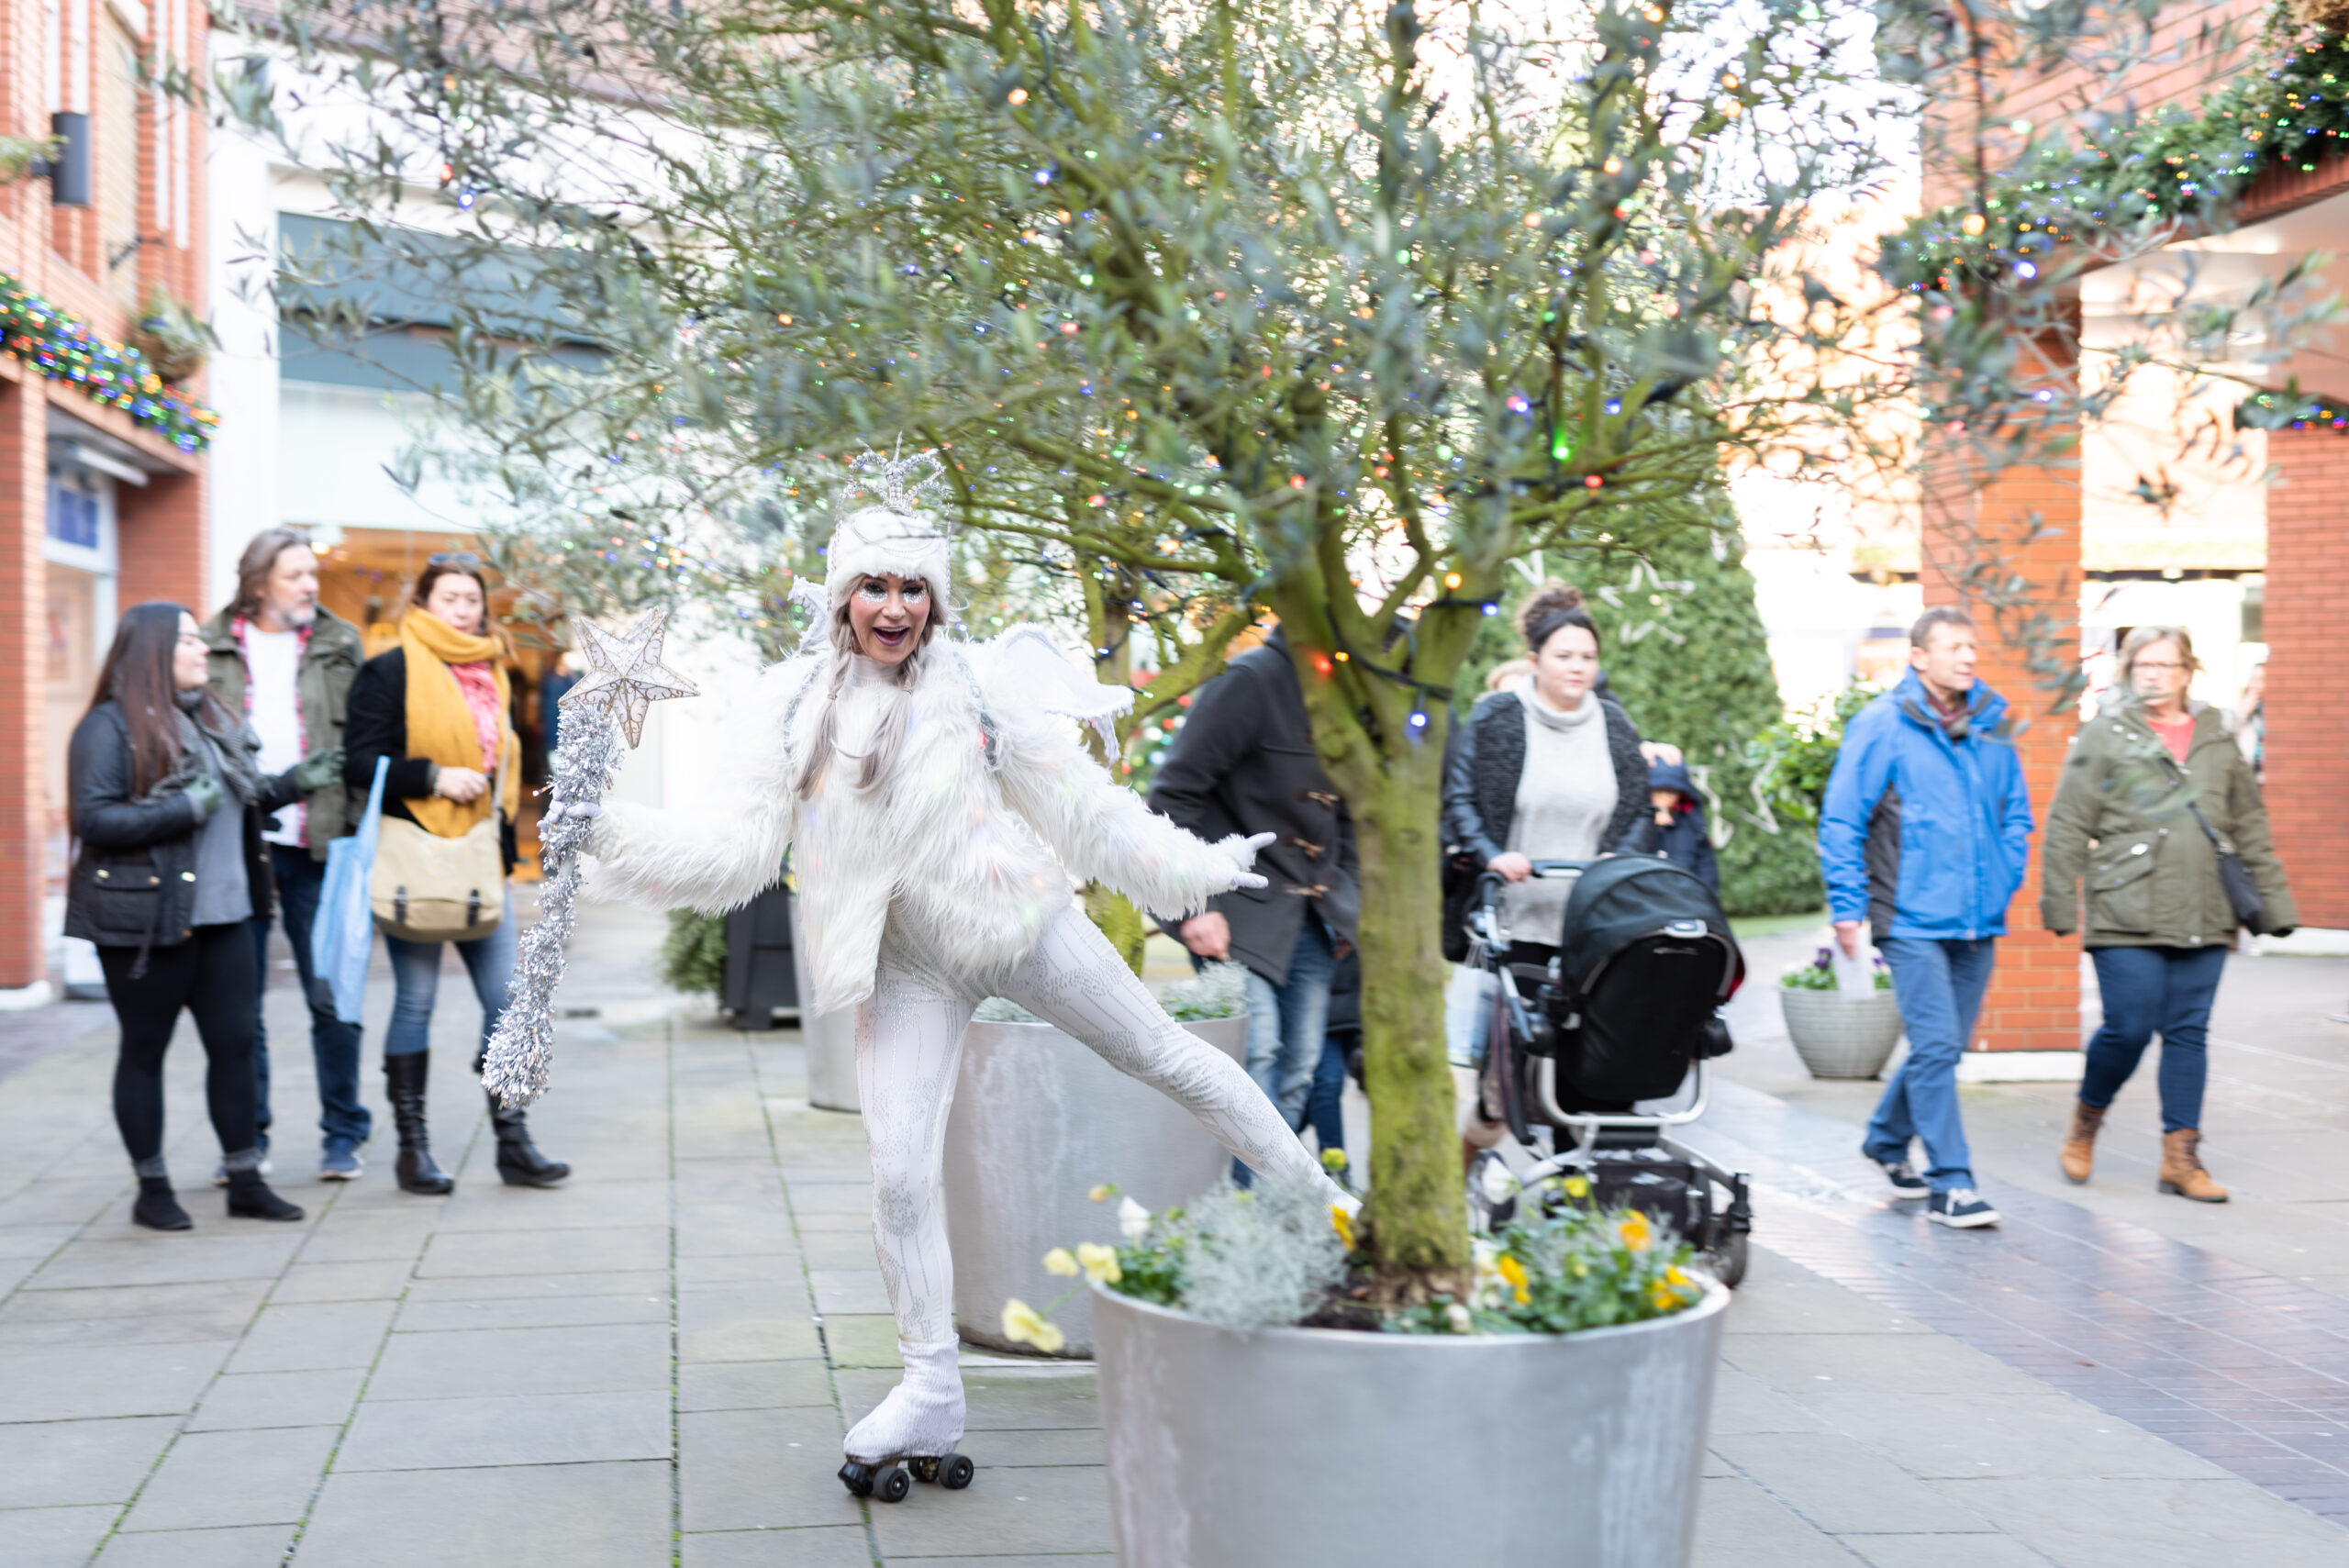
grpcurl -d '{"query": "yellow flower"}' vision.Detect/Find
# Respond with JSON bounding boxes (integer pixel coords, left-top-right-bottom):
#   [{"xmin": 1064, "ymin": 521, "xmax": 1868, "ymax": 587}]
[
  {"xmin": 1074, "ymin": 1241, "xmax": 1122, "ymax": 1285},
  {"xmin": 1563, "ymin": 1173, "xmax": 1592, "ymax": 1200},
  {"xmin": 1329, "ymin": 1205, "xmax": 1355, "ymax": 1251},
  {"xmin": 1088, "ymin": 1184, "xmax": 1116, "ymax": 1204},
  {"xmin": 1496, "ymin": 1253, "xmax": 1531, "ymax": 1306},
  {"xmin": 1042, "ymin": 1248, "xmax": 1080, "ymax": 1278},
  {"xmin": 1650, "ymin": 1265, "xmax": 1694, "ymax": 1312},
  {"xmin": 1618, "ymin": 1210, "xmax": 1653, "ymax": 1251},
  {"xmin": 1001, "ymin": 1298, "xmax": 1066, "ymax": 1354}
]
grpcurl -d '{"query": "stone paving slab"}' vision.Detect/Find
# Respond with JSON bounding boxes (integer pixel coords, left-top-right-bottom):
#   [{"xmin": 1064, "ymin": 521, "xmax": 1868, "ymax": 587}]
[{"xmin": 1, "ymin": 904, "xmax": 2343, "ymax": 1564}]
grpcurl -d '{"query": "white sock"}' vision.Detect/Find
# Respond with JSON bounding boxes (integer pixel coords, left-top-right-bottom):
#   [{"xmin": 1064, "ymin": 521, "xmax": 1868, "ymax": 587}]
[{"xmin": 842, "ymin": 1338, "xmax": 966, "ymax": 1463}]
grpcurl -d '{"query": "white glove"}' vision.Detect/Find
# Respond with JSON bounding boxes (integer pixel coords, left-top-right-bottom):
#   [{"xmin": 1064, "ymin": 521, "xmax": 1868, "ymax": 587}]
[
  {"xmin": 545, "ymin": 797, "xmax": 602, "ymax": 823},
  {"xmin": 1226, "ymin": 830, "xmax": 1277, "ymax": 891}
]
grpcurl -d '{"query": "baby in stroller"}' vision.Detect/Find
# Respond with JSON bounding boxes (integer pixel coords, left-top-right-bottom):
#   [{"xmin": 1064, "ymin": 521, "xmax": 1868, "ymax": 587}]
[{"xmin": 1464, "ymin": 854, "xmax": 1753, "ymax": 1284}]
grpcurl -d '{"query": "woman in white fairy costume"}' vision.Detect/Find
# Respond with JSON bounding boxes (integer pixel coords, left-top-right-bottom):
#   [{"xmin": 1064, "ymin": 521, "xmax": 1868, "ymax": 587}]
[{"xmin": 570, "ymin": 452, "xmax": 1353, "ymax": 1487}]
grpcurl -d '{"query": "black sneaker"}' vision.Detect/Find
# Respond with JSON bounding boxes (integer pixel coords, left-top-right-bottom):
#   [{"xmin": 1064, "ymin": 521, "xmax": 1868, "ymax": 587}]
[
  {"xmin": 1927, "ymin": 1187, "xmax": 1998, "ymax": 1229},
  {"xmin": 1866, "ymin": 1151, "xmax": 1930, "ymax": 1199}
]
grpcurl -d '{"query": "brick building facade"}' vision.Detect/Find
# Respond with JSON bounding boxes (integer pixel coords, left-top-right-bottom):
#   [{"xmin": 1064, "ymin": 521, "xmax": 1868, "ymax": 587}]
[{"xmin": 2, "ymin": 0, "xmax": 210, "ymax": 992}]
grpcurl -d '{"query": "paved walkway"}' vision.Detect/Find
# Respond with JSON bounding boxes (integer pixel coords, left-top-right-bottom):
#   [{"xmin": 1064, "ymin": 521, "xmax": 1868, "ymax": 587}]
[{"xmin": 0, "ymin": 906, "xmax": 2343, "ymax": 1564}]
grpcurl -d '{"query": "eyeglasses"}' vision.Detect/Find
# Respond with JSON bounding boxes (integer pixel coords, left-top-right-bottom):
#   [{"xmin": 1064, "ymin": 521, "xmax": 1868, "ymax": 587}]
[
  {"xmin": 429, "ymin": 551, "xmax": 483, "ymax": 568},
  {"xmin": 2132, "ymin": 660, "xmax": 2188, "ymax": 673}
]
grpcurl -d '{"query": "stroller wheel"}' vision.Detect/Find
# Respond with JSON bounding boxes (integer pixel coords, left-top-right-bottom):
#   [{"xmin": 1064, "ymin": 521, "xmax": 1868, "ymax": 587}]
[{"xmin": 1703, "ymin": 1230, "xmax": 1749, "ymax": 1289}]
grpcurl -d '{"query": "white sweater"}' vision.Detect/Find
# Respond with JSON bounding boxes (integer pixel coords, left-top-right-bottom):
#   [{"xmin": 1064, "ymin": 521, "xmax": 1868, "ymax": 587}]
[
  {"xmin": 586, "ymin": 634, "xmax": 1249, "ymax": 1015},
  {"xmin": 1499, "ymin": 687, "xmax": 1618, "ymax": 944}
]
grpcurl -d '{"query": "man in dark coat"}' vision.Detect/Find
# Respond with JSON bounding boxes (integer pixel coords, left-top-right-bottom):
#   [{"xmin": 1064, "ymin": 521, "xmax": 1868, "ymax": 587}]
[
  {"xmin": 203, "ymin": 528, "xmax": 365, "ymax": 1183},
  {"xmin": 1147, "ymin": 628, "xmax": 1358, "ymax": 1174}
]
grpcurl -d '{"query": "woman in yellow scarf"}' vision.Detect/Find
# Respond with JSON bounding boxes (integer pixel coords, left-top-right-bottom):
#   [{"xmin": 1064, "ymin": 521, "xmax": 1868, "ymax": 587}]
[{"xmin": 342, "ymin": 558, "xmax": 569, "ymax": 1195}]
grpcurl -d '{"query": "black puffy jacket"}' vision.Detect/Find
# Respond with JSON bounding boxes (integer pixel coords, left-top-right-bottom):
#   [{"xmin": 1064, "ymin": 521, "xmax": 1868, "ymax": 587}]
[{"xmin": 64, "ymin": 702, "xmax": 297, "ymax": 950}]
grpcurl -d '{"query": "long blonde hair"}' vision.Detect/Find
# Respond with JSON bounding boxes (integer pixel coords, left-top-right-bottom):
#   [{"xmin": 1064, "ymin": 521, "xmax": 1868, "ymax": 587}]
[{"xmin": 793, "ymin": 595, "xmax": 944, "ymax": 798}]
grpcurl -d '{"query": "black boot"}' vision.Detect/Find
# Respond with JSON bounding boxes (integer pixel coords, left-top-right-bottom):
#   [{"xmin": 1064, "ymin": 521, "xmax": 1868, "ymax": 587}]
[
  {"xmin": 225, "ymin": 1167, "xmax": 305, "ymax": 1222},
  {"xmin": 384, "ymin": 1052, "xmax": 455, "ymax": 1195},
  {"xmin": 133, "ymin": 1176, "xmax": 192, "ymax": 1231},
  {"xmin": 478, "ymin": 1052, "xmax": 570, "ymax": 1187}
]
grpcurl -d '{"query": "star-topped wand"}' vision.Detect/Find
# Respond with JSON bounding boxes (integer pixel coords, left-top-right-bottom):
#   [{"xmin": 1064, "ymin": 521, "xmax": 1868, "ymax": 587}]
[{"xmin": 481, "ymin": 607, "xmax": 698, "ymax": 1109}]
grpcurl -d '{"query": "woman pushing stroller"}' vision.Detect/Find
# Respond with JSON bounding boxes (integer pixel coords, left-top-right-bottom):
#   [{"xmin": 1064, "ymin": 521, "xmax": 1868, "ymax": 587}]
[{"xmin": 563, "ymin": 458, "xmax": 1353, "ymax": 1486}]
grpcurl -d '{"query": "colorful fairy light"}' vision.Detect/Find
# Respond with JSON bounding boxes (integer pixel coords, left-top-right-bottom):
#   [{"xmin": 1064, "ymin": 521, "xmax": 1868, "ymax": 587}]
[{"xmin": 0, "ymin": 272, "xmax": 220, "ymax": 452}]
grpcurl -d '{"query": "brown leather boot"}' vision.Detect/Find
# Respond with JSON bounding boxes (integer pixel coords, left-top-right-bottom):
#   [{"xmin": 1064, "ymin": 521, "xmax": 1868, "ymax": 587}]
[
  {"xmin": 2157, "ymin": 1129, "xmax": 2228, "ymax": 1203},
  {"xmin": 2059, "ymin": 1100, "xmax": 2106, "ymax": 1184}
]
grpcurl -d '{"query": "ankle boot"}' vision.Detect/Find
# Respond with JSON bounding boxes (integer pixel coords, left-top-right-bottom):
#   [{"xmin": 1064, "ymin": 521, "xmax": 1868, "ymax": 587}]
[
  {"xmin": 475, "ymin": 1051, "xmax": 570, "ymax": 1187},
  {"xmin": 225, "ymin": 1168, "xmax": 306, "ymax": 1222},
  {"xmin": 133, "ymin": 1176, "xmax": 192, "ymax": 1231},
  {"xmin": 2059, "ymin": 1100, "xmax": 2107, "ymax": 1184},
  {"xmin": 384, "ymin": 1052, "xmax": 455, "ymax": 1195},
  {"xmin": 2158, "ymin": 1129, "xmax": 2228, "ymax": 1202}
]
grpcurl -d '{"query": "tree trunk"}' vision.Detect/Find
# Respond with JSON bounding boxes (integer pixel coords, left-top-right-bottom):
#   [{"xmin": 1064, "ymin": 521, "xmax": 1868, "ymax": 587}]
[
  {"xmin": 1085, "ymin": 881, "xmax": 1149, "ymax": 977},
  {"xmin": 1349, "ymin": 736, "xmax": 1469, "ymax": 1290}
]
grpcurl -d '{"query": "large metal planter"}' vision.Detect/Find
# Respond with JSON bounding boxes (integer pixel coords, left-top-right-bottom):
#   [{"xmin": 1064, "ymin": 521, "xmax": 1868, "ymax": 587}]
[
  {"xmin": 788, "ymin": 904, "xmax": 860, "ymax": 1113},
  {"xmin": 946, "ymin": 1014, "xmax": 1246, "ymax": 1358},
  {"xmin": 1778, "ymin": 986, "xmax": 1904, "ymax": 1080},
  {"xmin": 1093, "ymin": 1276, "xmax": 1730, "ymax": 1566}
]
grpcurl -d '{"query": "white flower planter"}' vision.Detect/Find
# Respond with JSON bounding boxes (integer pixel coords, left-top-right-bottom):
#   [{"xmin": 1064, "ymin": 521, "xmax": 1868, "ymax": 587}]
[
  {"xmin": 1093, "ymin": 1276, "xmax": 1731, "ymax": 1566},
  {"xmin": 787, "ymin": 904, "xmax": 860, "ymax": 1112},
  {"xmin": 945, "ymin": 1014, "xmax": 1246, "ymax": 1358},
  {"xmin": 1778, "ymin": 986, "xmax": 1903, "ymax": 1080}
]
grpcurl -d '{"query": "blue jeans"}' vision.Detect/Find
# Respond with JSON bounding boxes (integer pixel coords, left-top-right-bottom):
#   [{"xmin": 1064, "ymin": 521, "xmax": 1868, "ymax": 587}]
[
  {"xmin": 2080, "ymin": 945, "xmax": 2228, "ymax": 1133},
  {"xmin": 383, "ymin": 891, "xmax": 518, "ymax": 1060},
  {"xmin": 1866, "ymin": 937, "xmax": 1997, "ymax": 1192},
  {"xmin": 1305, "ymin": 1033, "xmax": 1350, "ymax": 1159},
  {"xmin": 250, "ymin": 844, "xmax": 371, "ymax": 1154},
  {"xmin": 1232, "ymin": 917, "xmax": 1337, "ymax": 1184}
]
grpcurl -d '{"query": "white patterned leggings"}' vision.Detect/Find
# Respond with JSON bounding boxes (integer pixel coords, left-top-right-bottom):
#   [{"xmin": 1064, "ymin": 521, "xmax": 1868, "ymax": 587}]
[{"xmin": 857, "ymin": 905, "xmax": 1336, "ymax": 1345}]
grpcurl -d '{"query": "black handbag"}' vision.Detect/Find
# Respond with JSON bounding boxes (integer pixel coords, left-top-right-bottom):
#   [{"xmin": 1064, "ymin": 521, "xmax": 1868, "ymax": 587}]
[{"xmin": 2183, "ymin": 798, "xmax": 2267, "ymax": 935}]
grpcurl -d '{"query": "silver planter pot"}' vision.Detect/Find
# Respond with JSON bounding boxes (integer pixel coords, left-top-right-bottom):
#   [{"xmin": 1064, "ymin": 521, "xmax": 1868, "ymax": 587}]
[
  {"xmin": 1778, "ymin": 986, "xmax": 1904, "ymax": 1079},
  {"xmin": 945, "ymin": 1014, "xmax": 1246, "ymax": 1358},
  {"xmin": 1093, "ymin": 1277, "xmax": 1730, "ymax": 1566},
  {"xmin": 786, "ymin": 906, "xmax": 861, "ymax": 1112}
]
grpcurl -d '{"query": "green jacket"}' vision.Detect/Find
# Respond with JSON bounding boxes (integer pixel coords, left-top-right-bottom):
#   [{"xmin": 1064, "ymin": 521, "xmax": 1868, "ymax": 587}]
[
  {"xmin": 2041, "ymin": 700, "xmax": 2297, "ymax": 949},
  {"xmin": 202, "ymin": 605, "xmax": 365, "ymax": 862}
]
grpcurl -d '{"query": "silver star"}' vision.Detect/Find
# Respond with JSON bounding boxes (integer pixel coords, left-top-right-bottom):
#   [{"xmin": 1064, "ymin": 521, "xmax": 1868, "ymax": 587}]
[{"xmin": 562, "ymin": 606, "xmax": 698, "ymax": 748}]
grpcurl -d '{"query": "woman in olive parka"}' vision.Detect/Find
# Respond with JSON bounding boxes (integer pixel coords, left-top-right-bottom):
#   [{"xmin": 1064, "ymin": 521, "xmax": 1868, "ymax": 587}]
[{"xmin": 2041, "ymin": 626, "xmax": 2296, "ymax": 1203}]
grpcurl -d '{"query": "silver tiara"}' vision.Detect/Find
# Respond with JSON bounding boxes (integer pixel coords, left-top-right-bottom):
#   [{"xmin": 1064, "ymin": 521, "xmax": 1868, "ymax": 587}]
[{"xmin": 836, "ymin": 441, "xmax": 948, "ymax": 530}]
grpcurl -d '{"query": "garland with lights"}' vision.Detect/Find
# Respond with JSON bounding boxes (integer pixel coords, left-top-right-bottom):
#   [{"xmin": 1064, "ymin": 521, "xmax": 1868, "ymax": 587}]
[
  {"xmin": 1882, "ymin": 17, "xmax": 2349, "ymax": 293},
  {"xmin": 0, "ymin": 272, "xmax": 220, "ymax": 453}
]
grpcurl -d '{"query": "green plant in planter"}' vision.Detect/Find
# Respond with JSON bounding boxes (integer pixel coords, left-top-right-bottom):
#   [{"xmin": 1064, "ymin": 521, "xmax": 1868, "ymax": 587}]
[
  {"xmin": 1004, "ymin": 1173, "xmax": 1703, "ymax": 1344},
  {"xmin": 126, "ymin": 286, "xmax": 217, "ymax": 384},
  {"xmin": 1154, "ymin": 962, "xmax": 1247, "ymax": 1023},
  {"xmin": 1780, "ymin": 947, "xmax": 1893, "ymax": 992},
  {"xmin": 657, "ymin": 907, "xmax": 728, "ymax": 1001}
]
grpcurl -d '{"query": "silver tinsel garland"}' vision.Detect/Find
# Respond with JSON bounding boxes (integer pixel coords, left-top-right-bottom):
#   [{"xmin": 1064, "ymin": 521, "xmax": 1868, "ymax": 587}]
[
  {"xmin": 481, "ymin": 607, "xmax": 696, "ymax": 1109},
  {"xmin": 479, "ymin": 701, "xmax": 624, "ymax": 1108}
]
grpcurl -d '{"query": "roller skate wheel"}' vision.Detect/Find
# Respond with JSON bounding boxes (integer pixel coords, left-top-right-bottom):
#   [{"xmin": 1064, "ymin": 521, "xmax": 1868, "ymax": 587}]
[
  {"xmin": 940, "ymin": 1452, "xmax": 976, "ymax": 1489},
  {"xmin": 874, "ymin": 1465, "xmax": 912, "ymax": 1503},
  {"xmin": 909, "ymin": 1456, "xmax": 941, "ymax": 1484},
  {"xmin": 837, "ymin": 1461, "xmax": 875, "ymax": 1497}
]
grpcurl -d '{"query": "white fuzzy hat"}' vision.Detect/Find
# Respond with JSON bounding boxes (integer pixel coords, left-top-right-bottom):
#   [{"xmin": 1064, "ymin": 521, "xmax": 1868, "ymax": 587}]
[
  {"xmin": 789, "ymin": 446, "xmax": 953, "ymax": 618},
  {"xmin": 822, "ymin": 505, "xmax": 952, "ymax": 611}
]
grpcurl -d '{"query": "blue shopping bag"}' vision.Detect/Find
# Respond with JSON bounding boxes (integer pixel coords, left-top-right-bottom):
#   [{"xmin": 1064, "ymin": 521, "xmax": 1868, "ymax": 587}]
[{"xmin": 310, "ymin": 757, "xmax": 387, "ymax": 1026}]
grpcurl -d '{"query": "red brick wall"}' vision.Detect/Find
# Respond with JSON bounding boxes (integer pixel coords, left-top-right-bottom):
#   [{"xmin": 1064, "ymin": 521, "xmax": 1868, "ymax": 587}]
[
  {"xmin": 0, "ymin": 382, "xmax": 48, "ymax": 986},
  {"xmin": 2262, "ymin": 428, "xmax": 2349, "ymax": 928},
  {"xmin": 1921, "ymin": 427, "xmax": 2084, "ymax": 1052}
]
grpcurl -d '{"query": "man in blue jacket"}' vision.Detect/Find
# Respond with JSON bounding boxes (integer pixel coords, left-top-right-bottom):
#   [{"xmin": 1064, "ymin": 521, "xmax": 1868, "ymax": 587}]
[{"xmin": 1819, "ymin": 607, "xmax": 2035, "ymax": 1229}]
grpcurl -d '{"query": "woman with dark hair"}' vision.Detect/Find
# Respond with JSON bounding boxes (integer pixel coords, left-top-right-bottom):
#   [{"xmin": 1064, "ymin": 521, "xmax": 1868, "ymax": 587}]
[
  {"xmin": 344, "ymin": 557, "xmax": 569, "ymax": 1195},
  {"xmin": 66, "ymin": 604, "xmax": 322, "ymax": 1229},
  {"xmin": 1444, "ymin": 584, "xmax": 1652, "ymax": 951}
]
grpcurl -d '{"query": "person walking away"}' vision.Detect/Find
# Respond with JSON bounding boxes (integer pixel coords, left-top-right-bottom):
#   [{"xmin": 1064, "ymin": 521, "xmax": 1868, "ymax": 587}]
[
  {"xmin": 1147, "ymin": 626, "xmax": 1358, "ymax": 1180},
  {"xmin": 1820, "ymin": 607, "xmax": 2034, "ymax": 1229},
  {"xmin": 1442, "ymin": 584, "xmax": 1652, "ymax": 1162},
  {"xmin": 2041, "ymin": 627, "xmax": 2295, "ymax": 1202},
  {"xmin": 204, "ymin": 528, "xmax": 364, "ymax": 1183},
  {"xmin": 68, "ymin": 604, "xmax": 324, "ymax": 1229},
  {"xmin": 343, "ymin": 557, "xmax": 568, "ymax": 1195},
  {"xmin": 1638, "ymin": 757, "xmax": 1719, "ymax": 895}
]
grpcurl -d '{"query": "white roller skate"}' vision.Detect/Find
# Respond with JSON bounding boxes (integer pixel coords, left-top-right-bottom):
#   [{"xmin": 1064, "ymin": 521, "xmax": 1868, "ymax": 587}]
[{"xmin": 837, "ymin": 1339, "xmax": 974, "ymax": 1502}]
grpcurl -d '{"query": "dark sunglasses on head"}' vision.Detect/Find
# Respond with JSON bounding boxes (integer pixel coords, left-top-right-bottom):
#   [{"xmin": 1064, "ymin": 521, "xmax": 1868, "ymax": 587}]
[{"xmin": 429, "ymin": 551, "xmax": 484, "ymax": 568}]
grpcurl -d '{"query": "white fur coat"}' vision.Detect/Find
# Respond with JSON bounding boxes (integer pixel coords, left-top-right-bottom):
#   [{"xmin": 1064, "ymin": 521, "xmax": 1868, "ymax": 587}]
[{"xmin": 586, "ymin": 632, "xmax": 1249, "ymax": 1015}]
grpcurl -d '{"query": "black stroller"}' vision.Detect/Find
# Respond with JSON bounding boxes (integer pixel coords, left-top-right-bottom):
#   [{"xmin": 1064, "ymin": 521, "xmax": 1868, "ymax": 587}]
[{"xmin": 1465, "ymin": 856, "xmax": 1753, "ymax": 1286}]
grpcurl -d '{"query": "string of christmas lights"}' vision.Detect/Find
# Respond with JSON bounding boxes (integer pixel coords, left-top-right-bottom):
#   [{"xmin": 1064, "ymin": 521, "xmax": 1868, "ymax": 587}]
[{"xmin": 0, "ymin": 272, "xmax": 220, "ymax": 452}]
